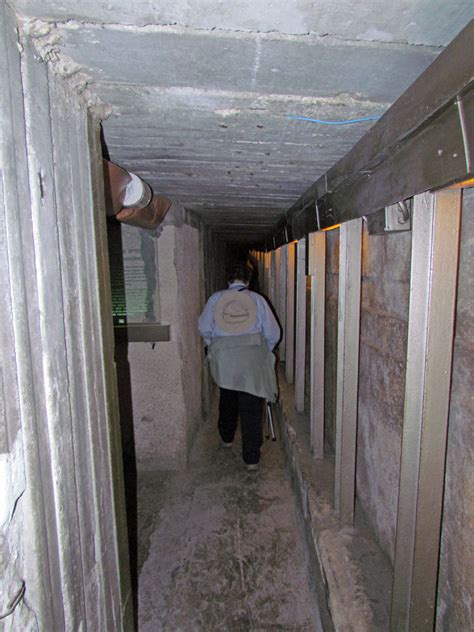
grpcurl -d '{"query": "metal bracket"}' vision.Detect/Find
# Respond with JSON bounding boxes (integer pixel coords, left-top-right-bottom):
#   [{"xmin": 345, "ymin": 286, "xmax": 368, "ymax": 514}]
[
  {"xmin": 367, "ymin": 199, "xmax": 412, "ymax": 235},
  {"xmin": 385, "ymin": 200, "xmax": 411, "ymax": 232},
  {"xmin": 457, "ymin": 95, "xmax": 472, "ymax": 173},
  {"xmin": 315, "ymin": 200, "xmax": 321, "ymax": 231}
]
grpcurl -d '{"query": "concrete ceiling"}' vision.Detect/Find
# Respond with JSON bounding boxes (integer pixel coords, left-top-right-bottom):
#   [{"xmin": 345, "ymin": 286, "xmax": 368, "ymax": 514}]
[{"xmin": 14, "ymin": 1, "xmax": 474, "ymax": 243}]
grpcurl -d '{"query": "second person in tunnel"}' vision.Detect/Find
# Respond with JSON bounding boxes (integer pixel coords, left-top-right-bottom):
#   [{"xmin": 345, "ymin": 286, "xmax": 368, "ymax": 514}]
[{"xmin": 198, "ymin": 262, "xmax": 280, "ymax": 470}]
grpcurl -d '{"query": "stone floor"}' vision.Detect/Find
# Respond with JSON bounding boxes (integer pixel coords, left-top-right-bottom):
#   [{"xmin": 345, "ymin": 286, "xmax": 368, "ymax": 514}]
[{"xmin": 137, "ymin": 411, "xmax": 324, "ymax": 631}]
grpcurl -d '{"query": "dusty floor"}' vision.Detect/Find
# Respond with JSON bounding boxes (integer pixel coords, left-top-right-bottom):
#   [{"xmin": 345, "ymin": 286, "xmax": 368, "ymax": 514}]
[{"xmin": 137, "ymin": 410, "xmax": 323, "ymax": 631}]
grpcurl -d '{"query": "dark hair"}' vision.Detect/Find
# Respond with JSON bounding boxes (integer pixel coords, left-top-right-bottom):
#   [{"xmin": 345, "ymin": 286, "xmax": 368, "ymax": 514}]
[{"xmin": 227, "ymin": 261, "xmax": 252, "ymax": 284}]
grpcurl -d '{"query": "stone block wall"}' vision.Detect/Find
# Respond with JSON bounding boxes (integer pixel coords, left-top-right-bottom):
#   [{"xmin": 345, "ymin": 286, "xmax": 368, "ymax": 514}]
[
  {"xmin": 436, "ymin": 189, "xmax": 474, "ymax": 630},
  {"xmin": 322, "ymin": 223, "xmax": 410, "ymax": 562},
  {"xmin": 175, "ymin": 222, "xmax": 205, "ymax": 457},
  {"xmin": 200, "ymin": 225, "xmax": 227, "ymax": 412},
  {"xmin": 320, "ymin": 199, "xmax": 473, "ymax": 627},
  {"xmin": 127, "ymin": 213, "xmax": 203, "ymax": 471},
  {"xmin": 356, "ymin": 226, "xmax": 411, "ymax": 563}
]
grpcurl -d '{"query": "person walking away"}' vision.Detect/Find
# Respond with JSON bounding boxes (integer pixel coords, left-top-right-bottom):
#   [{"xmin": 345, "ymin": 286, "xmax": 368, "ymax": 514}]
[{"xmin": 198, "ymin": 263, "xmax": 280, "ymax": 470}]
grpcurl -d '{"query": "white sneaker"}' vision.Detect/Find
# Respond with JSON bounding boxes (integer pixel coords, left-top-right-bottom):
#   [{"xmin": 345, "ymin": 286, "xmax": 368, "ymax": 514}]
[
  {"xmin": 246, "ymin": 463, "xmax": 259, "ymax": 471},
  {"xmin": 222, "ymin": 441, "xmax": 233, "ymax": 448}
]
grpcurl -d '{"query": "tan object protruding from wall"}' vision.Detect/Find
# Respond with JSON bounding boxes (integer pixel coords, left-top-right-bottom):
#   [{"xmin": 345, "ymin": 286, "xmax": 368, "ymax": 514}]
[
  {"xmin": 103, "ymin": 159, "xmax": 172, "ymax": 229},
  {"xmin": 116, "ymin": 195, "xmax": 173, "ymax": 229},
  {"xmin": 103, "ymin": 159, "xmax": 131, "ymax": 215}
]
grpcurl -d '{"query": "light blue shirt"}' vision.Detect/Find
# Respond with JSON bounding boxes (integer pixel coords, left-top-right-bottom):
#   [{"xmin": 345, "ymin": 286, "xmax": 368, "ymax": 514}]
[{"xmin": 198, "ymin": 282, "xmax": 281, "ymax": 350}]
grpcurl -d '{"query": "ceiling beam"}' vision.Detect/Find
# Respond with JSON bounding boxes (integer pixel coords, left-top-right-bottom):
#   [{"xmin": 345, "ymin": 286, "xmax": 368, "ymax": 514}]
[{"xmin": 263, "ymin": 19, "xmax": 474, "ymax": 249}]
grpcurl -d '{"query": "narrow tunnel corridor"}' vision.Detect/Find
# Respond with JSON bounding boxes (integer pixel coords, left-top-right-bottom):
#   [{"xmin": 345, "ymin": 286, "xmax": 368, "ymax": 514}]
[
  {"xmin": 1, "ymin": 2, "xmax": 473, "ymax": 631},
  {"xmin": 136, "ymin": 401, "xmax": 323, "ymax": 631}
]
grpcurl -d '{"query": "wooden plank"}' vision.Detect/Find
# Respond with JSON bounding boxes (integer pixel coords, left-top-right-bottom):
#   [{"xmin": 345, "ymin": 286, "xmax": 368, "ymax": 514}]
[
  {"xmin": 270, "ymin": 249, "xmax": 277, "ymax": 307},
  {"xmin": 47, "ymin": 69, "xmax": 89, "ymax": 627},
  {"xmin": 290, "ymin": 91, "xmax": 473, "ymax": 237},
  {"xmin": 285, "ymin": 242, "xmax": 296, "ymax": 384},
  {"xmin": 288, "ymin": 22, "xmax": 474, "ymax": 217},
  {"xmin": 295, "ymin": 238, "xmax": 307, "ymax": 412},
  {"xmin": 265, "ymin": 21, "xmax": 474, "ymax": 245},
  {"xmin": 0, "ymin": 51, "xmax": 18, "ymax": 454},
  {"xmin": 278, "ymin": 245, "xmax": 287, "ymax": 362},
  {"xmin": 334, "ymin": 219, "xmax": 362, "ymax": 525},
  {"xmin": 326, "ymin": 20, "xmax": 474, "ymax": 192},
  {"xmin": 0, "ymin": 6, "xmax": 62, "ymax": 629},
  {"xmin": 308, "ymin": 232, "xmax": 326, "ymax": 458},
  {"xmin": 86, "ymin": 114, "xmax": 135, "ymax": 631}
]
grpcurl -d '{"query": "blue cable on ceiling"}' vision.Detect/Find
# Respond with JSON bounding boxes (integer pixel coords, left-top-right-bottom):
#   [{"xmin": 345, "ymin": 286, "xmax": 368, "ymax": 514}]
[{"xmin": 287, "ymin": 114, "xmax": 381, "ymax": 125}]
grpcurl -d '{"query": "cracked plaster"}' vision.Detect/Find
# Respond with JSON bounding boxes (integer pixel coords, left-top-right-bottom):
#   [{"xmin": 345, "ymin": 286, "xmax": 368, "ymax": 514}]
[
  {"xmin": 20, "ymin": 18, "xmax": 111, "ymax": 116},
  {"xmin": 10, "ymin": 0, "xmax": 473, "ymax": 46}
]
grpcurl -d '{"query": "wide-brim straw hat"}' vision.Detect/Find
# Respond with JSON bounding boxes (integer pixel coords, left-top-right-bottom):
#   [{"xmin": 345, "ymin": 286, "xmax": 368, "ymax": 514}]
[{"xmin": 215, "ymin": 290, "xmax": 257, "ymax": 334}]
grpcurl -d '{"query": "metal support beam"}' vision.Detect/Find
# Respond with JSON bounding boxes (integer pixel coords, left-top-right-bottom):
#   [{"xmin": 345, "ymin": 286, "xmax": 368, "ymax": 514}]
[
  {"xmin": 390, "ymin": 189, "xmax": 462, "ymax": 631},
  {"xmin": 285, "ymin": 242, "xmax": 296, "ymax": 384},
  {"xmin": 308, "ymin": 232, "xmax": 326, "ymax": 458},
  {"xmin": 265, "ymin": 22, "xmax": 473, "ymax": 248},
  {"xmin": 295, "ymin": 238, "xmax": 307, "ymax": 412},
  {"xmin": 334, "ymin": 219, "xmax": 362, "ymax": 525},
  {"xmin": 278, "ymin": 245, "xmax": 287, "ymax": 362},
  {"xmin": 264, "ymin": 252, "xmax": 271, "ymax": 296},
  {"xmin": 258, "ymin": 252, "xmax": 263, "ymax": 292},
  {"xmin": 270, "ymin": 249, "xmax": 277, "ymax": 308}
]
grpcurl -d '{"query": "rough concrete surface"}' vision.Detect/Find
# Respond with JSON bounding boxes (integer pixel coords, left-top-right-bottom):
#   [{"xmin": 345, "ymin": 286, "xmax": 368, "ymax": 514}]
[
  {"xmin": 12, "ymin": 0, "xmax": 470, "ymax": 242},
  {"xmin": 130, "ymin": 341, "xmax": 188, "ymax": 470},
  {"xmin": 128, "ymin": 221, "xmax": 203, "ymax": 470},
  {"xmin": 278, "ymin": 375, "xmax": 393, "ymax": 631},
  {"xmin": 175, "ymin": 223, "xmax": 204, "ymax": 457},
  {"xmin": 11, "ymin": 0, "xmax": 472, "ymax": 46},
  {"xmin": 356, "ymin": 225, "xmax": 410, "ymax": 563},
  {"xmin": 128, "ymin": 225, "xmax": 185, "ymax": 470},
  {"xmin": 137, "ymin": 405, "xmax": 323, "ymax": 631},
  {"xmin": 0, "ymin": 435, "xmax": 33, "ymax": 631}
]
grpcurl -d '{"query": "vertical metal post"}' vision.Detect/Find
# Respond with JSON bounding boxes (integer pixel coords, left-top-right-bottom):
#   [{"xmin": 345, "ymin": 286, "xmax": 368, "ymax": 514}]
[
  {"xmin": 264, "ymin": 252, "xmax": 271, "ymax": 296},
  {"xmin": 334, "ymin": 219, "xmax": 362, "ymax": 525},
  {"xmin": 390, "ymin": 190, "xmax": 461, "ymax": 631},
  {"xmin": 274, "ymin": 247, "xmax": 281, "ymax": 313},
  {"xmin": 308, "ymin": 232, "xmax": 326, "ymax": 458},
  {"xmin": 270, "ymin": 249, "xmax": 277, "ymax": 307},
  {"xmin": 295, "ymin": 238, "xmax": 307, "ymax": 412},
  {"xmin": 285, "ymin": 242, "xmax": 296, "ymax": 384},
  {"xmin": 258, "ymin": 252, "xmax": 264, "ymax": 292},
  {"xmin": 279, "ymin": 245, "xmax": 288, "ymax": 362}
]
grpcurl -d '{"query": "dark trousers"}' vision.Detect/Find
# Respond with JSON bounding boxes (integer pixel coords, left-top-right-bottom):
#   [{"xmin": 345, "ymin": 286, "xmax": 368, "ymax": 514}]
[{"xmin": 218, "ymin": 388, "xmax": 264, "ymax": 465}]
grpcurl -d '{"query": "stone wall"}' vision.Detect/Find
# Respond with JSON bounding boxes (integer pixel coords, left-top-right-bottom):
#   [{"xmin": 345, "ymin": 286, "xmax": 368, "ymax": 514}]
[
  {"xmin": 436, "ymin": 189, "xmax": 474, "ymax": 630},
  {"xmin": 175, "ymin": 223, "xmax": 204, "ymax": 457},
  {"xmin": 356, "ymin": 225, "xmax": 411, "ymax": 563},
  {"xmin": 1, "ymin": 5, "xmax": 133, "ymax": 627},
  {"xmin": 200, "ymin": 226, "xmax": 227, "ymax": 412},
  {"xmin": 320, "ymin": 200, "xmax": 473, "ymax": 627},
  {"xmin": 322, "ymin": 224, "xmax": 410, "ymax": 562},
  {"xmin": 127, "ymin": 214, "xmax": 203, "ymax": 471}
]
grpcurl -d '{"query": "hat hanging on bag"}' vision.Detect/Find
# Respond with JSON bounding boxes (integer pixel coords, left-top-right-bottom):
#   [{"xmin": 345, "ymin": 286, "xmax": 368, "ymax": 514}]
[{"xmin": 215, "ymin": 290, "xmax": 257, "ymax": 334}]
